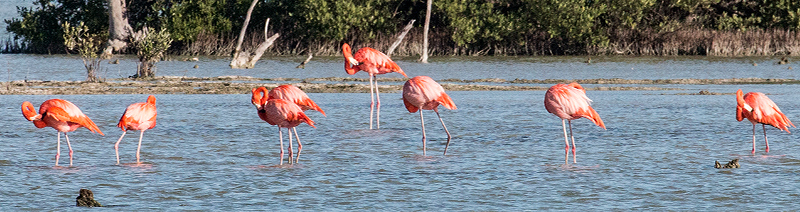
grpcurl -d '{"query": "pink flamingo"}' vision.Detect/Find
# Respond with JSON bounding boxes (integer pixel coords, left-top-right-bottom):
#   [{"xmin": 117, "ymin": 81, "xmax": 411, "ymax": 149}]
[
  {"xmin": 402, "ymin": 76, "xmax": 457, "ymax": 155},
  {"xmin": 544, "ymin": 83, "xmax": 605, "ymax": 164},
  {"xmin": 252, "ymin": 87, "xmax": 316, "ymax": 165},
  {"xmin": 736, "ymin": 89, "xmax": 795, "ymax": 154},
  {"xmin": 21, "ymin": 99, "xmax": 104, "ymax": 166},
  {"xmin": 342, "ymin": 43, "xmax": 408, "ymax": 129},
  {"xmin": 267, "ymin": 85, "xmax": 325, "ymax": 163},
  {"xmin": 114, "ymin": 95, "xmax": 157, "ymax": 164}
]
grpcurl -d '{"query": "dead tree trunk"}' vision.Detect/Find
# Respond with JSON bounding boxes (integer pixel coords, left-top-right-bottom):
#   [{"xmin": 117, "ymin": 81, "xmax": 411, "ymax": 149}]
[
  {"xmin": 102, "ymin": 0, "xmax": 133, "ymax": 58},
  {"xmin": 420, "ymin": 0, "xmax": 432, "ymax": 63},
  {"xmin": 231, "ymin": 19, "xmax": 279, "ymax": 69},
  {"xmin": 231, "ymin": 0, "xmax": 279, "ymax": 69},
  {"xmin": 386, "ymin": 19, "xmax": 415, "ymax": 57}
]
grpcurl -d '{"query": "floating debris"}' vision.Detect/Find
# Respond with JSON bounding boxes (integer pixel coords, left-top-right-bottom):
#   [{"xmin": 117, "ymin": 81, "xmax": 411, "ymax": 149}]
[
  {"xmin": 76, "ymin": 189, "xmax": 102, "ymax": 207},
  {"xmin": 714, "ymin": 159, "xmax": 740, "ymax": 169}
]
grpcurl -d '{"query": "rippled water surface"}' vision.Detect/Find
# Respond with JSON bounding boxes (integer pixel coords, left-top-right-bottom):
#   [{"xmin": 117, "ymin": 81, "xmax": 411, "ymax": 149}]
[{"xmin": 2, "ymin": 55, "xmax": 800, "ymax": 210}]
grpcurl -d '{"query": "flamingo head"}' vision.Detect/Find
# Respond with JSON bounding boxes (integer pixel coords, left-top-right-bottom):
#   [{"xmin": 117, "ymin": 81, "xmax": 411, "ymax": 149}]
[
  {"xmin": 251, "ymin": 87, "xmax": 268, "ymax": 110},
  {"xmin": 341, "ymin": 43, "xmax": 359, "ymax": 66},
  {"xmin": 736, "ymin": 89, "xmax": 752, "ymax": 112},
  {"xmin": 21, "ymin": 101, "xmax": 41, "ymax": 121}
]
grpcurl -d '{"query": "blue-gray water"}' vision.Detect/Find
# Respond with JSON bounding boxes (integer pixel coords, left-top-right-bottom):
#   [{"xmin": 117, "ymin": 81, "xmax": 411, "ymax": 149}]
[{"xmin": 2, "ymin": 55, "xmax": 800, "ymax": 210}]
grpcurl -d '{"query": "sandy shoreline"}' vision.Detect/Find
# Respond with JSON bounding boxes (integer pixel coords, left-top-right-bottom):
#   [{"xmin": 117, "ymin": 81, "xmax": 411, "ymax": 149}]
[{"xmin": 0, "ymin": 76, "xmax": 793, "ymax": 95}]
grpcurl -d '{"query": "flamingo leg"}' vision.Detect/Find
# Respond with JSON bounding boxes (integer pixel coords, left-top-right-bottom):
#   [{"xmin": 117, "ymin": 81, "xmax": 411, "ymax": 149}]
[
  {"xmin": 137, "ymin": 130, "xmax": 145, "ymax": 163},
  {"xmin": 562, "ymin": 119, "xmax": 569, "ymax": 165},
  {"xmin": 278, "ymin": 126, "xmax": 284, "ymax": 165},
  {"xmin": 569, "ymin": 120, "xmax": 576, "ymax": 164},
  {"xmin": 435, "ymin": 110, "xmax": 452, "ymax": 155},
  {"xmin": 375, "ymin": 75, "xmax": 381, "ymax": 129},
  {"xmin": 751, "ymin": 123, "xmax": 757, "ymax": 154},
  {"xmin": 293, "ymin": 127, "xmax": 303, "ymax": 163},
  {"xmin": 56, "ymin": 132, "xmax": 61, "ymax": 166},
  {"xmin": 114, "ymin": 131, "xmax": 127, "ymax": 164},
  {"xmin": 288, "ymin": 127, "xmax": 294, "ymax": 164},
  {"xmin": 65, "ymin": 132, "xmax": 73, "ymax": 166},
  {"xmin": 369, "ymin": 74, "xmax": 375, "ymax": 130},
  {"xmin": 763, "ymin": 124, "xmax": 769, "ymax": 153},
  {"xmin": 420, "ymin": 111, "xmax": 427, "ymax": 156}
]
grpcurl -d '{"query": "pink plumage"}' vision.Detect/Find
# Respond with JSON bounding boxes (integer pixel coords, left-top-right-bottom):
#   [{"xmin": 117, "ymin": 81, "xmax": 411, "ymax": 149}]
[
  {"xmin": 21, "ymin": 99, "xmax": 104, "ymax": 166},
  {"xmin": 342, "ymin": 43, "xmax": 407, "ymax": 129},
  {"xmin": 544, "ymin": 82, "xmax": 605, "ymax": 164},
  {"xmin": 736, "ymin": 89, "xmax": 795, "ymax": 154},
  {"xmin": 402, "ymin": 76, "xmax": 456, "ymax": 155},
  {"xmin": 114, "ymin": 95, "xmax": 157, "ymax": 164}
]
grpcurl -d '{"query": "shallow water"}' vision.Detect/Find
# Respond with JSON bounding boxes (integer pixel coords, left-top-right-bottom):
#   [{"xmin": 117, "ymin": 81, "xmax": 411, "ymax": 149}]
[
  {"xmin": 2, "ymin": 54, "xmax": 799, "ymax": 82},
  {"xmin": 2, "ymin": 56, "xmax": 800, "ymax": 210}
]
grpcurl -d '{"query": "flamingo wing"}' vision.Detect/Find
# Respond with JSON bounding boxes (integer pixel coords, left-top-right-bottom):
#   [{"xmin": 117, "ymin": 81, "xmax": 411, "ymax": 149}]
[
  {"xmin": 545, "ymin": 84, "xmax": 605, "ymax": 129},
  {"xmin": 41, "ymin": 99, "xmax": 104, "ymax": 135},
  {"xmin": 403, "ymin": 76, "xmax": 456, "ymax": 112},
  {"xmin": 269, "ymin": 85, "xmax": 326, "ymax": 116},
  {"xmin": 355, "ymin": 47, "xmax": 407, "ymax": 77},
  {"xmin": 264, "ymin": 99, "xmax": 315, "ymax": 128},
  {"xmin": 118, "ymin": 102, "xmax": 157, "ymax": 131},
  {"xmin": 745, "ymin": 92, "xmax": 794, "ymax": 132}
]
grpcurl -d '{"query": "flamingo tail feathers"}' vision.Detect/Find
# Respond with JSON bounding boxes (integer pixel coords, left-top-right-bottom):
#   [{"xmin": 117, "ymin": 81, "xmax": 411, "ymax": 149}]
[
  {"xmin": 294, "ymin": 112, "xmax": 316, "ymax": 129},
  {"xmin": 299, "ymin": 98, "xmax": 326, "ymax": 117},
  {"xmin": 436, "ymin": 92, "xmax": 457, "ymax": 110},
  {"xmin": 575, "ymin": 107, "xmax": 605, "ymax": 129},
  {"xmin": 766, "ymin": 109, "xmax": 794, "ymax": 133}
]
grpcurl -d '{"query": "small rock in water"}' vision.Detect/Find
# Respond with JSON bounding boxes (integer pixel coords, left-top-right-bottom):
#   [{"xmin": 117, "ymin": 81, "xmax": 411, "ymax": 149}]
[
  {"xmin": 109, "ymin": 59, "xmax": 119, "ymax": 64},
  {"xmin": 194, "ymin": 64, "xmax": 199, "ymax": 69},
  {"xmin": 76, "ymin": 189, "xmax": 102, "ymax": 207},
  {"xmin": 714, "ymin": 159, "xmax": 740, "ymax": 169}
]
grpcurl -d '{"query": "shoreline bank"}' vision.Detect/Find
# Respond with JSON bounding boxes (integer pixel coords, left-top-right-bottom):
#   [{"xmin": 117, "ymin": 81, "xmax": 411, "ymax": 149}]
[{"xmin": 1, "ymin": 76, "xmax": 794, "ymax": 95}]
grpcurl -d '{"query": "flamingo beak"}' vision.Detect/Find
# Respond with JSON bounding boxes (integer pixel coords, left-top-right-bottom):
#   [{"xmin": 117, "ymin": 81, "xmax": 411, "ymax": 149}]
[
  {"xmin": 28, "ymin": 114, "xmax": 41, "ymax": 121},
  {"xmin": 252, "ymin": 102, "xmax": 262, "ymax": 110},
  {"xmin": 348, "ymin": 58, "xmax": 359, "ymax": 66}
]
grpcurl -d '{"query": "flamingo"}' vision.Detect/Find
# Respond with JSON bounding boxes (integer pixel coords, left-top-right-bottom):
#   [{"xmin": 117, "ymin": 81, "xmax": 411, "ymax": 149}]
[
  {"xmin": 114, "ymin": 95, "xmax": 157, "ymax": 164},
  {"xmin": 544, "ymin": 82, "xmax": 605, "ymax": 164},
  {"xmin": 252, "ymin": 87, "xmax": 316, "ymax": 165},
  {"xmin": 402, "ymin": 76, "xmax": 457, "ymax": 155},
  {"xmin": 342, "ymin": 43, "xmax": 408, "ymax": 129},
  {"xmin": 736, "ymin": 89, "xmax": 795, "ymax": 154},
  {"xmin": 21, "ymin": 99, "xmax": 104, "ymax": 166},
  {"xmin": 267, "ymin": 84, "xmax": 325, "ymax": 163}
]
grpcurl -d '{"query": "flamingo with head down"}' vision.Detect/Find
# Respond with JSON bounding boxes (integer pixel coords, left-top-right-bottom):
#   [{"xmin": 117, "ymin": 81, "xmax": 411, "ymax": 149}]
[
  {"xmin": 402, "ymin": 76, "xmax": 457, "ymax": 155},
  {"xmin": 114, "ymin": 95, "xmax": 157, "ymax": 164},
  {"xmin": 252, "ymin": 87, "xmax": 317, "ymax": 165},
  {"xmin": 21, "ymin": 99, "xmax": 104, "ymax": 166},
  {"xmin": 544, "ymin": 82, "xmax": 605, "ymax": 164}
]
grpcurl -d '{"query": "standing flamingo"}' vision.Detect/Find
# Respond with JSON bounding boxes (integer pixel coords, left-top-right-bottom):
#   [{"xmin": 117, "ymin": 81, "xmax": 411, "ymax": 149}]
[
  {"xmin": 21, "ymin": 99, "xmax": 104, "ymax": 166},
  {"xmin": 252, "ymin": 87, "xmax": 316, "ymax": 165},
  {"xmin": 342, "ymin": 43, "xmax": 408, "ymax": 129},
  {"xmin": 402, "ymin": 76, "xmax": 457, "ymax": 155},
  {"xmin": 268, "ymin": 84, "xmax": 325, "ymax": 163},
  {"xmin": 736, "ymin": 89, "xmax": 795, "ymax": 154},
  {"xmin": 544, "ymin": 83, "xmax": 605, "ymax": 164},
  {"xmin": 114, "ymin": 95, "xmax": 157, "ymax": 164}
]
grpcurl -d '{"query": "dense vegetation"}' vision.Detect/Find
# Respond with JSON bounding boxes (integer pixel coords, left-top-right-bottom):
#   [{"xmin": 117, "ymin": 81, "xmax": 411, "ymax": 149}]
[{"xmin": 4, "ymin": 0, "xmax": 800, "ymax": 56}]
